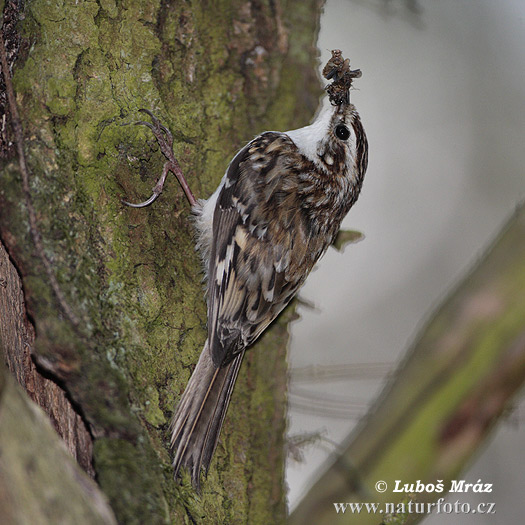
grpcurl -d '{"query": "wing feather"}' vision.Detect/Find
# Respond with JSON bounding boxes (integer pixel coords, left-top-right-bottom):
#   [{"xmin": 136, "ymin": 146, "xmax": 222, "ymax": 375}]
[{"xmin": 206, "ymin": 132, "xmax": 320, "ymax": 366}]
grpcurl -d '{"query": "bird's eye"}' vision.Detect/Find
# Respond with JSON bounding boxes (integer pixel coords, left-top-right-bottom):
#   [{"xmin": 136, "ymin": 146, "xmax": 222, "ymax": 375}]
[{"xmin": 335, "ymin": 124, "xmax": 350, "ymax": 140}]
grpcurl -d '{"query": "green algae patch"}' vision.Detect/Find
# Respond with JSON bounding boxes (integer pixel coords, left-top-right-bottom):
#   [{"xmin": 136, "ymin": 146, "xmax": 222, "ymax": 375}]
[{"xmin": 1, "ymin": 0, "xmax": 324, "ymax": 521}]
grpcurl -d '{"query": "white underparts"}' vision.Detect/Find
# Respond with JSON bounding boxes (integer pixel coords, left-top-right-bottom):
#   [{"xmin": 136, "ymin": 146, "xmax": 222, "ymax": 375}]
[{"xmin": 193, "ymin": 181, "xmax": 223, "ymax": 274}]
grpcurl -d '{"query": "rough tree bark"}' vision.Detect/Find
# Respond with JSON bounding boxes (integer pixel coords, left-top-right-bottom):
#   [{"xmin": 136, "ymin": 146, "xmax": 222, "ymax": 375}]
[{"xmin": 0, "ymin": 0, "xmax": 324, "ymax": 523}]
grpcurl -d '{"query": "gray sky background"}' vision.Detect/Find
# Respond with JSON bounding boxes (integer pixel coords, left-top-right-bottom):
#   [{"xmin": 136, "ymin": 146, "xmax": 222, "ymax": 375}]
[{"xmin": 286, "ymin": 0, "xmax": 525, "ymax": 521}]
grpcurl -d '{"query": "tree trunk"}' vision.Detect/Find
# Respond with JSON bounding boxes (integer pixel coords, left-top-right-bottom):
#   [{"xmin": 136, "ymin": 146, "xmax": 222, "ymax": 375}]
[{"xmin": 0, "ymin": 1, "xmax": 323, "ymax": 522}]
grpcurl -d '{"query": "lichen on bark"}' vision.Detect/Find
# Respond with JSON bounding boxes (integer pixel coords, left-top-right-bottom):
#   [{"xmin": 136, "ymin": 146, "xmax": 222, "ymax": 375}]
[{"xmin": 0, "ymin": 0, "xmax": 324, "ymax": 522}]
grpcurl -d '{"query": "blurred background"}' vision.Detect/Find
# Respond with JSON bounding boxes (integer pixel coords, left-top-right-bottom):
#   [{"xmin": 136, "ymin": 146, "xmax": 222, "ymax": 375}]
[{"xmin": 286, "ymin": 0, "xmax": 525, "ymax": 522}]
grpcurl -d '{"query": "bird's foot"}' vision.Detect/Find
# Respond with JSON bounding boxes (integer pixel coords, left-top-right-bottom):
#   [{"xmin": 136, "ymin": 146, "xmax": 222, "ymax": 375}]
[{"xmin": 122, "ymin": 109, "xmax": 196, "ymax": 208}]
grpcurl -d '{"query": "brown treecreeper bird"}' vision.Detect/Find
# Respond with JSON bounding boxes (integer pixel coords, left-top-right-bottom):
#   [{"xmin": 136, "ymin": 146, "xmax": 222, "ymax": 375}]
[{"xmin": 124, "ymin": 50, "xmax": 368, "ymax": 489}]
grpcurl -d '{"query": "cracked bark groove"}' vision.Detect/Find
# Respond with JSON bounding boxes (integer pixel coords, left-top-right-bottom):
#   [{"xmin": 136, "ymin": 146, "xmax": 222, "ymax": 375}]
[
  {"xmin": 0, "ymin": 0, "xmax": 324, "ymax": 522},
  {"xmin": 0, "ymin": 240, "xmax": 95, "ymax": 476}
]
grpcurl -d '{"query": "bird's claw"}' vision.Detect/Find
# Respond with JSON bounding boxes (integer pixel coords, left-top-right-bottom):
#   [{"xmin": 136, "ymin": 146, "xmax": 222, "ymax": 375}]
[
  {"xmin": 121, "ymin": 193, "xmax": 160, "ymax": 208},
  {"xmin": 136, "ymin": 109, "xmax": 173, "ymax": 149},
  {"xmin": 123, "ymin": 110, "xmax": 196, "ymax": 208}
]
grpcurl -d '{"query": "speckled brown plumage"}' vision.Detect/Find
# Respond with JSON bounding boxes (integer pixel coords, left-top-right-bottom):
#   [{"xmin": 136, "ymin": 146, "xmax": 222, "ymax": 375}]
[
  {"xmin": 125, "ymin": 52, "xmax": 369, "ymax": 489},
  {"xmin": 170, "ymin": 99, "xmax": 368, "ymax": 488}
]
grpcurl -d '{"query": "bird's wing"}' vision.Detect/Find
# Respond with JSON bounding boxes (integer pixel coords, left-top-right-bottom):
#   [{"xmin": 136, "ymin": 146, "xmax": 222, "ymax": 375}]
[{"xmin": 206, "ymin": 132, "xmax": 322, "ymax": 366}]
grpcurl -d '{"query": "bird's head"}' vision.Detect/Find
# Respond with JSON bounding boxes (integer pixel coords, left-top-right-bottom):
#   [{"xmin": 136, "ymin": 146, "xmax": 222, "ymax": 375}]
[{"xmin": 286, "ymin": 92, "xmax": 368, "ymax": 186}]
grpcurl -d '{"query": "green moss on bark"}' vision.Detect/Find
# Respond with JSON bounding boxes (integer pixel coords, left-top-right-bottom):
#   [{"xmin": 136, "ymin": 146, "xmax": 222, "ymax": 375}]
[{"xmin": 1, "ymin": 0, "xmax": 324, "ymax": 522}]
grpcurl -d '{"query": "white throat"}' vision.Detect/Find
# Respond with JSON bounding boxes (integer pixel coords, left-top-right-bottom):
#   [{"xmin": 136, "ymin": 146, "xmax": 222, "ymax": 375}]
[{"xmin": 285, "ymin": 97, "xmax": 333, "ymax": 163}]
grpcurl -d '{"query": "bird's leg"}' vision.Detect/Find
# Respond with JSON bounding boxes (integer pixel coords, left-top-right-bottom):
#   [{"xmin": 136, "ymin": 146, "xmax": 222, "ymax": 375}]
[{"xmin": 123, "ymin": 109, "xmax": 197, "ymax": 208}]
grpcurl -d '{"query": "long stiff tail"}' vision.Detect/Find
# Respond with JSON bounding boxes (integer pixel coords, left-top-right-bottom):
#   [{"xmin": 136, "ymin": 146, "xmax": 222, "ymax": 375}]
[{"xmin": 170, "ymin": 341, "xmax": 244, "ymax": 489}]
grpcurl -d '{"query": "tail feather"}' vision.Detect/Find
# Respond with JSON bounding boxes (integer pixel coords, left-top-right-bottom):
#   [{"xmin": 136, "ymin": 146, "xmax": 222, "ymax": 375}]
[{"xmin": 170, "ymin": 342, "xmax": 244, "ymax": 488}]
